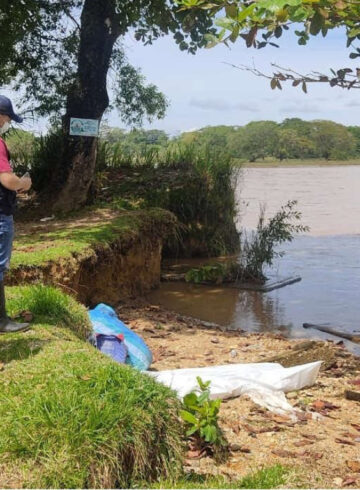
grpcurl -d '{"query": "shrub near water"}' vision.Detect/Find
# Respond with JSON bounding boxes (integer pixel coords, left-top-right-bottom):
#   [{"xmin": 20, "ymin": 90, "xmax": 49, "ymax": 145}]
[
  {"xmin": 100, "ymin": 144, "xmax": 240, "ymax": 257},
  {"xmin": 0, "ymin": 285, "xmax": 184, "ymax": 488},
  {"xmin": 158, "ymin": 145, "xmax": 240, "ymax": 257}
]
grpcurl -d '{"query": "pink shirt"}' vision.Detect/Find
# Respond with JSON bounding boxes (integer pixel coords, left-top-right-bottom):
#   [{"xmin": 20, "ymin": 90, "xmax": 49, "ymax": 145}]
[{"xmin": 0, "ymin": 138, "xmax": 13, "ymax": 173}]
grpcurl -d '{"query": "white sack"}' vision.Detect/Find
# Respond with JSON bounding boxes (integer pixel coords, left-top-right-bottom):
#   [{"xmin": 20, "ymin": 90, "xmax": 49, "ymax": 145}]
[{"xmin": 147, "ymin": 361, "xmax": 322, "ymax": 415}]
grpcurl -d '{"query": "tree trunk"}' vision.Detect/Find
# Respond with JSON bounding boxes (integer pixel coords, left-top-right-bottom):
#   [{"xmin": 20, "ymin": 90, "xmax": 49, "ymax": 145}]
[{"xmin": 49, "ymin": 0, "xmax": 119, "ymax": 213}]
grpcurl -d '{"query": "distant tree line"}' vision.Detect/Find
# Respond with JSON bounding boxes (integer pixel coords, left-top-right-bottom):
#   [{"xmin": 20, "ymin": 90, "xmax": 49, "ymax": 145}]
[
  {"xmin": 99, "ymin": 118, "xmax": 360, "ymax": 162},
  {"xmin": 179, "ymin": 119, "xmax": 360, "ymax": 162}
]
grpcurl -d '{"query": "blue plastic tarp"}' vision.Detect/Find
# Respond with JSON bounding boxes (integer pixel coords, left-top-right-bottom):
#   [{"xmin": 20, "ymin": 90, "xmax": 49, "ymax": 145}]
[{"xmin": 89, "ymin": 303, "xmax": 152, "ymax": 371}]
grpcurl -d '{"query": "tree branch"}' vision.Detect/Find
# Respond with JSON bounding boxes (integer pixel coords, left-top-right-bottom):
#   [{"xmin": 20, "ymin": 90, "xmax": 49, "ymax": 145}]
[
  {"xmin": 64, "ymin": 10, "xmax": 81, "ymax": 31},
  {"xmin": 224, "ymin": 62, "xmax": 360, "ymax": 92}
]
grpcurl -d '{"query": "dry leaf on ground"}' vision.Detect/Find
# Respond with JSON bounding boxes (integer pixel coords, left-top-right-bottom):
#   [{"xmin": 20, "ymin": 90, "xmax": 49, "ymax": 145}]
[
  {"xmin": 335, "ymin": 438, "xmax": 356, "ymax": 446},
  {"xmin": 272, "ymin": 449, "xmax": 298, "ymax": 458},
  {"xmin": 346, "ymin": 461, "xmax": 360, "ymax": 472}
]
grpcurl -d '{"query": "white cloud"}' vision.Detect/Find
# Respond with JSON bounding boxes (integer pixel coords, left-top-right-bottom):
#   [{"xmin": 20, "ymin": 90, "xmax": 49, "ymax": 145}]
[
  {"xmin": 190, "ymin": 97, "xmax": 260, "ymax": 112},
  {"xmin": 279, "ymin": 102, "xmax": 322, "ymax": 114},
  {"xmin": 344, "ymin": 99, "xmax": 360, "ymax": 108}
]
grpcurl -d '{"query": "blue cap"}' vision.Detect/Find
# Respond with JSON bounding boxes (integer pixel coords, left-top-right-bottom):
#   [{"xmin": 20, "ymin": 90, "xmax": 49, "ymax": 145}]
[{"xmin": 0, "ymin": 95, "xmax": 23, "ymax": 123}]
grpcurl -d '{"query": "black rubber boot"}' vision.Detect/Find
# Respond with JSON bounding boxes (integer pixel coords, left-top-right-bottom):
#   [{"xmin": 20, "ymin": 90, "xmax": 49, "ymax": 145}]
[{"xmin": 0, "ymin": 280, "xmax": 29, "ymax": 334}]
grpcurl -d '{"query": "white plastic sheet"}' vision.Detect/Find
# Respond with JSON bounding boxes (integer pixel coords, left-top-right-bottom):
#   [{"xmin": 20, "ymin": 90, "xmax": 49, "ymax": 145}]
[{"xmin": 147, "ymin": 361, "xmax": 322, "ymax": 415}]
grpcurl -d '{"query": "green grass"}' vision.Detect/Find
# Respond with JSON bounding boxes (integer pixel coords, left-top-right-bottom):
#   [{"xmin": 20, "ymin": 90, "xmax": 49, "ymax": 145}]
[
  {"xmin": 11, "ymin": 209, "xmax": 176, "ymax": 269},
  {"xmin": 7, "ymin": 284, "xmax": 92, "ymax": 340},
  {"xmin": 235, "ymin": 157, "xmax": 360, "ymax": 168},
  {"xmin": 0, "ymin": 285, "xmax": 183, "ymax": 488},
  {"xmin": 149, "ymin": 464, "xmax": 289, "ymax": 489}
]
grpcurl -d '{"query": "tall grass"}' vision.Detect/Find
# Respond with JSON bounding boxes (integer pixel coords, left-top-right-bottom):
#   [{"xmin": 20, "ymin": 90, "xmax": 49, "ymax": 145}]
[
  {"xmin": 0, "ymin": 285, "xmax": 184, "ymax": 488},
  {"xmin": 0, "ymin": 352, "xmax": 184, "ymax": 488},
  {"xmin": 100, "ymin": 143, "xmax": 240, "ymax": 257},
  {"xmin": 96, "ymin": 140, "xmax": 162, "ymax": 170},
  {"xmin": 24, "ymin": 129, "xmax": 64, "ymax": 193},
  {"xmin": 159, "ymin": 145, "xmax": 240, "ymax": 257},
  {"xmin": 7, "ymin": 284, "xmax": 91, "ymax": 339}
]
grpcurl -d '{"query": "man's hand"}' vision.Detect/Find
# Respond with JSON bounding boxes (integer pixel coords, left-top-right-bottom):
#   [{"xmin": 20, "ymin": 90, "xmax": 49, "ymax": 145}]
[{"xmin": 17, "ymin": 176, "xmax": 32, "ymax": 193}]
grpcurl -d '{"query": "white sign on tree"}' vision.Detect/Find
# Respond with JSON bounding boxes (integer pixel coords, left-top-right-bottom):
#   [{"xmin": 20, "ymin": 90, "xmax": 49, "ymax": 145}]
[{"xmin": 70, "ymin": 118, "xmax": 99, "ymax": 137}]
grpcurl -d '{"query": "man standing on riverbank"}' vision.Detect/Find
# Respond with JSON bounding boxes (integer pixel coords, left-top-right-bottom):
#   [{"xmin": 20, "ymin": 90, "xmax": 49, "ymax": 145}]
[{"xmin": 0, "ymin": 95, "xmax": 32, "ymax": 333}]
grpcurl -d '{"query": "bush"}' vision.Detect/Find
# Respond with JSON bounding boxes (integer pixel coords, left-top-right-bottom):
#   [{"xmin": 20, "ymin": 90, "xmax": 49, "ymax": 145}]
[
  {"xmin": 239, "ymin": 200, "xmax": 309, "ymax": 282},
  {"xmin": 30, "ymin": 128, "xmax": 64, "ymax": 193},
  {"xmin": 4, "ymin": 129, "xmax": 36, "ymax": 174},
  {"xmin": 185, "ymin": 262, "xmax": 238, "ymax": 285},
  {"xmin": 184, "ymin": 201, "xmax": 308, "ymax": 285}
]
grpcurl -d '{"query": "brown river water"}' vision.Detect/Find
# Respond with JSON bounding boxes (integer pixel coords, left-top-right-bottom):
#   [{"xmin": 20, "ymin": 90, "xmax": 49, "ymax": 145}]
[{"xmin": 148, "ymin": 166, "xmax": 360, "ymax": 354}]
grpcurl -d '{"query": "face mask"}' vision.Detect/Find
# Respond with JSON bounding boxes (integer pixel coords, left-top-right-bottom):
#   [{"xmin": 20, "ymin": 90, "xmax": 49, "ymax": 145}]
[{"xmin": 0, "ymin": 121, "xmax": 11, "ymax": 135}]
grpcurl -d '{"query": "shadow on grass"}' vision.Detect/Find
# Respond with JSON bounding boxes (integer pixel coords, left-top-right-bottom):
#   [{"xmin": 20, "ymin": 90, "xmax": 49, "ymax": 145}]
[
  {"xmin": 14, "ymin": 214, "xmax": 136, "ymax": 249},
  {"xmin": 150, "ymin": 463, "xmax": 289, "ymax": 489},
  {"xmin": 0, "ymin": 337, "xmax": 48, "ymax": 363}
]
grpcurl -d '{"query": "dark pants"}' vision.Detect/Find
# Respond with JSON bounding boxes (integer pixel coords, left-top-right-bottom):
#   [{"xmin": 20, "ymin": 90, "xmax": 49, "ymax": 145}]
[{"xmin": 0, "ymin": 214, "xmax": 13, "ymax": 282}]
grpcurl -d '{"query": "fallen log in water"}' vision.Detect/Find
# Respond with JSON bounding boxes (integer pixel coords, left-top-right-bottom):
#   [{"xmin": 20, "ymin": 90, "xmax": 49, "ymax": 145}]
[
  {"xmin": 233, "ymin": 275, "xmax": 302, "ymax": 292},
  {"xmin": 303, "ymin": 323, "xmax": 360, "ymax": 344}
]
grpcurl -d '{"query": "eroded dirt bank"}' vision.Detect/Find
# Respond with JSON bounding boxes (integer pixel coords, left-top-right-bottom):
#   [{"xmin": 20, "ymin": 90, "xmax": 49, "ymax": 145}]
[
  {"xmin": 8, "ymin": 208, "xmax": 177, "ymax": 305},
  {"xmin": 116, "ymin": 298, "xmax": 360, "ymax": 489}
]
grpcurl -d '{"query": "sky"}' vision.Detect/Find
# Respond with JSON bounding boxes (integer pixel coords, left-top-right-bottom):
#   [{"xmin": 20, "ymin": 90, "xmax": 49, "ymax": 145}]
[{"xmin": 4, "ymin": 25, "xmax": 360, "ymax": 136}]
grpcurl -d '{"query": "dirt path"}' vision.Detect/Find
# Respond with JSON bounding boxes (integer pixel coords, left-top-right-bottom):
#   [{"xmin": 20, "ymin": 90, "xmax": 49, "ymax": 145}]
[{"xmin": 117, "ymin": 299, "xmax": 360, "ymax": 488}]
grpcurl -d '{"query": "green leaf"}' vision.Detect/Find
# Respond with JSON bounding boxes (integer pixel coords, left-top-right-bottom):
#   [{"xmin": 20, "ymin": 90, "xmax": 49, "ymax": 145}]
[
  {"xmin": 230, "ymin": 25, "xmax": 240, "ymax": 43},
  {"xmin": 215, "ymin": 17, "xmax": 235, "ymax": 29},
  {"xmin": 186, "ymin": 426, "xmax": 198, "ymax": 436},
  {"xmin": 180, "ymin": 410, "xmax": 198, "ymax": 425},
  {"xmin": 237, "ymin": 3, "xmax": 256, "ymax": 22},
  {"xmin": 197, "ymin": 392, "xmax": 209, "ymax": 405},
  {"xmin": 183, "ymin": 393, "xmax": 198, "ymax": 407},
  {"xmin": 204, "ymin": 33, "xmax": 219, "ymax": 48},
  {"xmin": 225, "ymin": 3, "xmax": 238, "ymax": 19},
  {"xmin": 292, "ymin": 6, "xmax": 309, "ymax": 21},
  {"xmin": 201, "ymin": 424, "xmax": 217, "ymax": 443},
  {"xmin": 199, "ymin": 2, "xmax": 221, "ymax": 8},
  {"xmin": 196, "ymin": 377, "xmax": 210, "ymax": 391},
  {"xmin": 310, "ymin": 12, "xmax": 323, "ymax": 36}
]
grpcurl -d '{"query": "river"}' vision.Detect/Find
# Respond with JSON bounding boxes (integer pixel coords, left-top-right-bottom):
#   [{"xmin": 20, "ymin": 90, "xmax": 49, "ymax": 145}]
[{"xmin": 148, "ymin": 166, "xmax": 360, "ymax": 353}]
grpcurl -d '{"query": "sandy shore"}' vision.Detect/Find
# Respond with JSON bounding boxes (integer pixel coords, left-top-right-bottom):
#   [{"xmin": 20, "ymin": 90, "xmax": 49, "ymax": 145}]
[{"xmin": 116, "ymin": 298, "xmax": 360, "ymax": 488}]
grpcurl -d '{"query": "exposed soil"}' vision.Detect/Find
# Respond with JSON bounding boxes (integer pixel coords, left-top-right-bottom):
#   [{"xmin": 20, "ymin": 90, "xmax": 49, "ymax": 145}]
[
  {"xmin": 9, "ymin": 209, "xmax": 175, "ymax": 306},
  {"xmin": 116, "ymin": 298, "xmax": 360, "ymax": 489}
]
